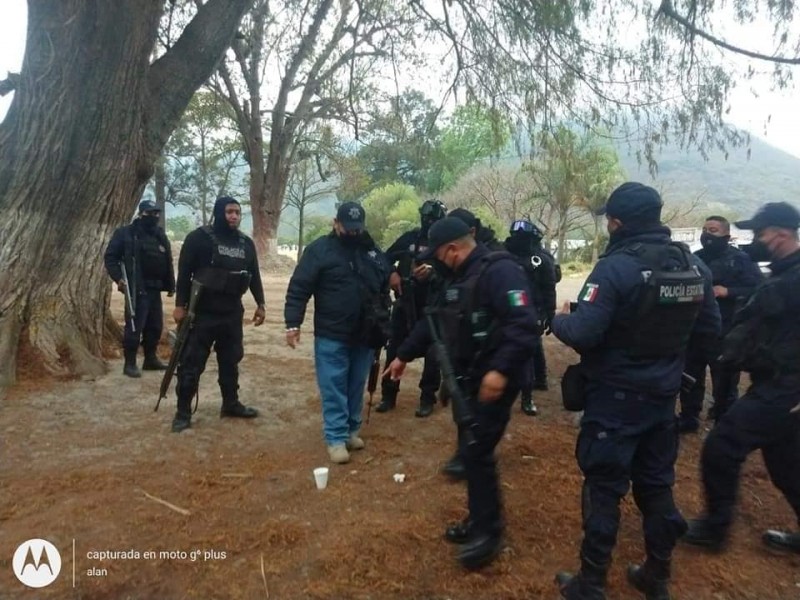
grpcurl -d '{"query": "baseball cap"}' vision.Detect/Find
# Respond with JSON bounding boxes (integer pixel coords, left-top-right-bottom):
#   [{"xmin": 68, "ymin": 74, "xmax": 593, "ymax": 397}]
[
  {"xmin": 417, "ymin": 217, "xmax": 472, "ymax": 261},
  {"xmin": 734, "ymin": 202, "xmax": 800, "ymax": 231},
  {"xmin": 595, "ymin": 182, "xmax": 662, "ymax": 224},
  {"xmin": 336, "ymin": 202, "xmax": 366, "ymax": 232},
  {"xmin": 138, "ymin": 199, "xmax": 160, "ymax": 213}
]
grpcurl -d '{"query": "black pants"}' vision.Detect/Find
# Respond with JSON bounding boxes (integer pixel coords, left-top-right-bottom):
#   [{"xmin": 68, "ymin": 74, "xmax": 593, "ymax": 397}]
[
  {"xmin": 457, "ymin": 386, "xmax": 516, "ymax": 536},
  {"xmin": 175, "ymin": 309, "xmax": 244, "ymax": 415},
  {"xmin": 123, "ymin": 288, "xmax": 163, "ymax": 353},
  {"xmin": 578, "ymin": 386, "xmax": 686, "ymax": 566},
  {"xmin": 681, "ymin": 338, "xmax": 740, "ymax": 422},
  {"xmin": 381, "ymin": 304, "xmax": 440, "ymax": 401},
  {"xmin": 701, "ymin": 380, "xmax": 800, "ymax": 530},
  {"xmin": 521, "ymin": 335, "xmax": 545, "ymax": 395}
]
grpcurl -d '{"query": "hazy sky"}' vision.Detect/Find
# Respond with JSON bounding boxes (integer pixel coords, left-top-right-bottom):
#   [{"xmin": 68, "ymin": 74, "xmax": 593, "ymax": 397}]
[{"xmin": 1, "ymin": 1, "xmax": 799, "ymax": 158}]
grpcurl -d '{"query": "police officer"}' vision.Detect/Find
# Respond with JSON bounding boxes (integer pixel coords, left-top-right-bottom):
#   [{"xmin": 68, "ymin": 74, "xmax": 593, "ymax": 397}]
[
  {"xmin": 376, "ymin": 199, "xmax": 446, "ymax": 417},
  {"xmin": 171, "ymin": 196, "xmax": 265, "ymax": 433},
  {"xmin": 504, "ymin": 219, "xmax": 557, "ymax": 415},
  {"xmin": 284, "ymin": 202, "xmax": 391, "ymax": 464},
  {"xmin": 448, "ymin": 208, "xmax": 505, "ymax": 251},
  {"xmin": 683, "ymin": 202, "xmax": 800, "ymax": 555},
  {"xmin": 549, "ymin": 183, "xmax": 720, "ymax": 600},
  {"xmin": 384, "ymin": 217, "xmax": 539, "ymax": 570},
  {"xmin": 104, "ymin": 199, "xmax": 175, "ymax": 377},
  {"xmin": 678, "ymin": 215, "xmax": 762, "ymax": 432}
]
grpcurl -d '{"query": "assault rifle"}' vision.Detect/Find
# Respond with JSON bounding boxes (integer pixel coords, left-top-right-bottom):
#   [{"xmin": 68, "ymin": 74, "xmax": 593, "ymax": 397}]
[
  {"xmin": 120, "ymin": 263, "xmax": 136, "ymax": 332},
  {"xmin": 155, "ymin": 280, "xmax": 203, "ymax": 412},
  {"xmin": 365, "ymin": 347, "xmax": 382, "ymax": 424},
  {"xmin": 424, "ymin": 307, "xmax": 478, "ymax": 446}
]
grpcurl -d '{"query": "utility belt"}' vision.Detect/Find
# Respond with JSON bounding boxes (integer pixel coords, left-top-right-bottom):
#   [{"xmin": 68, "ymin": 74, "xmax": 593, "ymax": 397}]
[{"xmin": 194, "ymin": 267, "xmax": 251, "ymax": 296}]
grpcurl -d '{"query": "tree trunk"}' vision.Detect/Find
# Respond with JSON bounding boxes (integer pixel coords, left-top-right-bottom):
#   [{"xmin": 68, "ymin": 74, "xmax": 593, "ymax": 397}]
[
  {"xmin": 155, "ymin": 159, "xmax": 167, "ymax": 229},
  {"xmin": 0, "ymin": 0, "xmax": 252, "ymax": 389},
  {"xmin": 297, "ymin": 201, "xmax": 305, "ymax": 262},
  {"xmin": 254, "ymin": 146, "xmax": 290, "ymax": 262}
]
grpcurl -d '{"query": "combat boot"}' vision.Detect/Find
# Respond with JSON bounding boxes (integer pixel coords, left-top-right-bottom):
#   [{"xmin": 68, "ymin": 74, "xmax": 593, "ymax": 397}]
[
  {"xmin": 762, "ymin": 529, "xmax": 800, "ymax": 554},
  {"xmin": 123, "ymin": 348, "xmax": 141, "ymax": 378},
  {"xmin": 442, "ymin": 454, "xmax": 467, "ymax": 481},
  {"xmin": 171, "ymin": 411, "xmax": 191, "ymax": 433},
  {"xmin": 375, "ymin": 392, "xmax": 396, "ymax": 413},
  {"xmin": 415, "ymin": 392, "xmax": 435, "ymax": 418},
  {"xmin": 682, "ymin": 518, "xmax": 727, "ymax": 551},
  {"xmin": 555, "ymin": 557, "xmax": 608, "ymax": 600},
  {"xmin": 521, "ymin": 392, "xmax": 538, "ymax": 416},
  {"xmin": 142, "ymin": 349, "xmax": 168, "ymax": 370},
  {"xmin": 445, "ymin": 519, "xmax": 474, "ymax": 544},
  {"xmin": 627, "ymin": 558, "xmax": 671, "ymax": 600},
  {"xmin": 220, "ymin": 402, "xmax": 259, "ymax": 418},
  {"xmin": 457, "ymin": 530, "xmax": 503, "ymax": 570}
]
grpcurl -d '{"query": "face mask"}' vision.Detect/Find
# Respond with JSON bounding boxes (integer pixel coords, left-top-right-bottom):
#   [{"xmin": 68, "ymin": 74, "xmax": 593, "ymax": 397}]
[
  {"xmin": 141, "ymin": 214, "xmax": 159, "ymax": 230},
  {"xmin": 754, "ymin": 231, "xmax": 781, "ymax": 259},
  {"xmin": 338, "ymin": 230, "xmax": 362, "ymax": 246},
  {"xmin": 700, "ymin": 232, "xmax": 730, "ymax": 254},
  {"xmin": 505, "ymin": 234, "xmax": 532, "ymax": 256}
]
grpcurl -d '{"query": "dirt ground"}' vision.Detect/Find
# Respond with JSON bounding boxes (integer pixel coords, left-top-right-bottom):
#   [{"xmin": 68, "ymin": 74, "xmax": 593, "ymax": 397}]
[{"xmin": 1, "ymin": 272, "xmax": 799, "ymax": 600}]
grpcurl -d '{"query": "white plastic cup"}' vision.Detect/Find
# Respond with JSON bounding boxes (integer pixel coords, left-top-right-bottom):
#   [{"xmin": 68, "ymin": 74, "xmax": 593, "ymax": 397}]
[{"xmin": 313, "ymin": 467, "xmax": 329, "ymax": 490}]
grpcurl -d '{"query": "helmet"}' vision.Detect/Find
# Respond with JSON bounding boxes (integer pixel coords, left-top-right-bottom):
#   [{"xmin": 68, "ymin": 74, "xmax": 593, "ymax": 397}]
[
  {"xmin": 510, "ymin": 219, "xmax": 543, "ymax": 239},
  {"xmin": 420, "ymin": 199, "xmax": 447, "ymax": 222}
]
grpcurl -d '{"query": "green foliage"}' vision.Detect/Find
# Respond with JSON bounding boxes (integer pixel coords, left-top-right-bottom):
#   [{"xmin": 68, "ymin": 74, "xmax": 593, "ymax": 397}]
[
  {"xmin": 470, "ymin": 206, "xmax": 507, "ymax": 242},
  {"xmin": 362, "ymin": 182, "xmax": 421, "ymax": 248},
  {"xmin": 166, "ymin": 215, "xmax": 196, "ymax": 241},
  {"xmin": 302, "ymin": 215, "xmax": 333, "ymax": 246}
]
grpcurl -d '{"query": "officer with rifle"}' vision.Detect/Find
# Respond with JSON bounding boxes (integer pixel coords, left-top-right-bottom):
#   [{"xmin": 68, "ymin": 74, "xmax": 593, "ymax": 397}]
[
  {"xmin": 376, "ymin": 199, "xmax": 447, "ymax": 417},
  {"xmin": 169, "ymin": 196, "xmax": 265, "ymax": 433},
  {"xmin": 384, "ymin": 217, "xmax": 539, "ymax": 571}
]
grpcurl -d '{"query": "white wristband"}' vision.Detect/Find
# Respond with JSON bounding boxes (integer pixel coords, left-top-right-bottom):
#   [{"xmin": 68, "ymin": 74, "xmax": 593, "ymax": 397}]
[{"xmin": 285, "ymin": 327, "xmax": 300, "ymax": 333}]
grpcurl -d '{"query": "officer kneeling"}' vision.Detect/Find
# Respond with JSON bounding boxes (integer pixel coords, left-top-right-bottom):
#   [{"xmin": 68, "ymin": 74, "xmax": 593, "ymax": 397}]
[
  {"xmin": 384, "ymin": 217, "xmax": 539, "ymax": 570},
  {"xmin": 549, "ymin": 183, "xmax": 720, "ymax": 600}
]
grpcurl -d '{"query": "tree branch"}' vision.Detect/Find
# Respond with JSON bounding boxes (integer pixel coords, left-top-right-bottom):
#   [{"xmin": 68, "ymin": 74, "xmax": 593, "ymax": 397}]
[
  {"xmin": 0, "ymin": 73, "xmax": 20, "ymax": 97},
  {"xmin": 657, "ymin": 0, "xmax": 800, "ymax": 65},
  {"xmin": 146, "ymin": 0, "xmax": 254, "ymax": 154}
]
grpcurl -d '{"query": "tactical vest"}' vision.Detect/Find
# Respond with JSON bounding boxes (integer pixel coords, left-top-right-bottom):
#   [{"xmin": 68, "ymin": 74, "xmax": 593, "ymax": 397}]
[
  {"xmin": 436, "ymin": 252, "xmax": 516, "ymax": 374},
  {"xmin": 194, "ymin": 226, "xmax": 251, "ymax": 296},
  {"xmin": 606, "ymin": 242, "xmax": 705, "ymax": 358},
  {"xmin": 138, "ymin": 231, "xmax": 169, "ymax": 284}
]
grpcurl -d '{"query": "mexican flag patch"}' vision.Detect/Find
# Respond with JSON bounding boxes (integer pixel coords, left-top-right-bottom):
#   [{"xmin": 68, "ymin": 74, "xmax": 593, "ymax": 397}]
[
  {"xmin": 581, "ymin": 283, "xmax": 599, "ymax": 303},
  {"xmin": 507, "ymin": 290, "xmax": 529, "ymax": 307}
]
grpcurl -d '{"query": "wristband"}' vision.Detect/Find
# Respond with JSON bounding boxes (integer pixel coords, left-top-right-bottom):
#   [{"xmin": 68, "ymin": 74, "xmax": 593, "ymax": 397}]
[{"xmin": 285, "ymin": 327, "xmax": 300, "ymax": 333}]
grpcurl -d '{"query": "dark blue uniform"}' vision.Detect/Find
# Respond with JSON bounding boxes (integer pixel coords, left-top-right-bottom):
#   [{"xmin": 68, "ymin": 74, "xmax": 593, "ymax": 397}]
[
  {"xmin": 551, "ymin": 228, "xmax": 720, "ymax": 579},
  {"xmin": 695, "ymin": 250, "xmax": 800, "ymax": 538},
  {"xmin": 397, "ymin": 243, "xmax": 539, "ymax": 568},
  {"xmin": 680, "ymin": 244, "xmax": 762, "ymax": 428}
]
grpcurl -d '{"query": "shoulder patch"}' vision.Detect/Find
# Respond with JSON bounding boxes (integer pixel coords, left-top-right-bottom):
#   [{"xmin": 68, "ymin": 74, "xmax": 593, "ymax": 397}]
[
  {"xmin": 580, "ymin": 283, "xmax": 599, "ymax": 303},
  {"xmin": 507, "ymin": 289, "xmax": 529, "ymax": 307}
]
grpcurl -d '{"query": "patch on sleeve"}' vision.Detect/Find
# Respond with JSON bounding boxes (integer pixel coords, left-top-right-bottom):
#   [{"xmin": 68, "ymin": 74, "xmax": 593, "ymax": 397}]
[
  {"xmin": 580, "ymin": 283, "xmax": 599, "ymax": 303},
  {"xmin": 507, "ymin": 290, "xmax": 529, "ymax": 307}
]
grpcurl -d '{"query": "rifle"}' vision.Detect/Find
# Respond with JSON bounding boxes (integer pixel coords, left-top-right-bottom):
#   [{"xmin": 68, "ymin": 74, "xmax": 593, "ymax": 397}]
[
  {"xmin": 400, "ymin": 277, "xmax": 418, "ymax": 331},
  {"xmin": 424, "ymin": 307, "xmax": 478, "ymax": 446},
  {"xmin": 155, "ymin": 279, "xmax": 203, "ymax": 412},
  {"xmin": 365, "ymin": 347, "xmax": 382, "ymax": 424},
  {"xmin": 120, "ymin": 263, "xmax": 136, "ymax": 332},
  {"xmin": 680, "ymin": 372, "xmax": 697, "ymax": 395}
]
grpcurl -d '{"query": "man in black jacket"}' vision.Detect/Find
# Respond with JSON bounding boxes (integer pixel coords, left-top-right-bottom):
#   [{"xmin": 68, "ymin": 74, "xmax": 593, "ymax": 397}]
[
  {"xmin": 679, "ymin": 215, "xmax": 762, "ymax": 432},
  {"xmin": 104, "ymin": 199, "xmax": 175, "ymax": 377},
  {"xmin": 376, "ymin": 199, "xmax": 446, "ymax": 417},
  {"xmin": 504, "ymin": 219, "xmax": 557, "ymax": 415},
  {"xmin": 170, "ymin": 196, "xmax": 265, "ymax": 433},
  {"xmin": 284, "ymin": 202, "xmax": 391, "ymax": 464}
]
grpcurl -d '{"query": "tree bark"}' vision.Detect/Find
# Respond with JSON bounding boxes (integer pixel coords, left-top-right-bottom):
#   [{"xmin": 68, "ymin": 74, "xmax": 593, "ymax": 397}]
[
  {"xmin": 0, "ymin": 0, "xmax": 252, "ymax": 389},
  {"xmin": 155, "ymin": 159, "xmax": 167, "ymax": 229}
]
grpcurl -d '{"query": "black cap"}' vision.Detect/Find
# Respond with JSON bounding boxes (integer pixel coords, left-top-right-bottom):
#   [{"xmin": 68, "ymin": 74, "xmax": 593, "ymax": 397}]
[
  {"xmin": 336, "ymin": 202, "xmax": 366, "ymax": 232},
  {"xmin": 448, "ymin": 208, "xmax": 479, "ymax": 228},
  {"xmin": 734, "ymin": 202, "xmax": 800, "ymax": 231},
  {"xmin": 417, "ymin": 217, "xmax": 472, "ymax": 260},
  {"xmin": 596, "ymin": 182, "xmax": 662, "ymax": 224},
  {"xmin": 138, "ymin": 199, "xmax": 160, "ymax": 213}
]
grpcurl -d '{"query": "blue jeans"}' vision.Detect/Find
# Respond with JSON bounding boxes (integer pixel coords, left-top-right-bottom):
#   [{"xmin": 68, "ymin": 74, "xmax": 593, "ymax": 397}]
[{"xmin": 314, "ymin": 337, "xmax": 374, "ymax": 446}]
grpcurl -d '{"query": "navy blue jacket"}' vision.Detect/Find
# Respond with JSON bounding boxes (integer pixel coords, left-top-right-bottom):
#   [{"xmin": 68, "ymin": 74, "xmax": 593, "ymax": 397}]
[
  {"xmin": 104, "ymin": 219, "xmax": 175, "ymax": 294},
  {"xmin": 284, "ymin": 232, "xmax": 391, "ymax": 344},
  {"xmin": 551, "ymin": 228, "xmax": 721, "ymax": 398},
  {"xmin": 695, "ymin": 244, "xmax": 762, "ymax": 332},
  {"xmin": 396, "ymin": 244, "xmax": 540, "ymax": 384}
]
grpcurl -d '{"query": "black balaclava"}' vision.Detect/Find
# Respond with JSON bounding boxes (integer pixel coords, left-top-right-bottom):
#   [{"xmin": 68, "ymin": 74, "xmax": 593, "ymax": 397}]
[
  {"xmin": 140, "ymin": 213, "xmax": 160, "ymax": 232},
  {"xmin": 700, "ymin": 232, "xmax": 731, "ymax": 256},
  {"xmin": 212, "ymin": 196, "xmax": 240, "ymax": 236}
]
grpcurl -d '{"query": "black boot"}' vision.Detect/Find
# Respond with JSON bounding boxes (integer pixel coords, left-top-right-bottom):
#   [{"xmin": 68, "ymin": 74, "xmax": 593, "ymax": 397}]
[
  {"xmin": 627, "ymin": 558, "xmax": 671, "ymax": 600},
  {"xmin": 533, "ymin": 380, "xmax": 549, "ymax": 391},
  {"xmin": 445, "ymin": 519, "xmax": 474, "ymax": 544},
  {"xmin": 375, "ymin": 394, "xmax": 396, "ymax": 413},
  {"xmin": 171, "ymin": 411, "xmax": 191, "ymax": 433},
  {"xmin": 682, "ymin": 518, "xmax": 727, "ymax": 551},
  {"xmin": 521, "ymin": 392, "xmax": 538, "ymax": 416},
  {"xmin": 142, "ymin": 350, "xmax": 168, "ymax": 371},
  {"xmin": 677, "ymin": 415, "xmax": 700, "ymax": 434},
  {"xmin": 415, "ymin": 393, "xmax": 435, "ymax": 418},
  {"xmin": 442, "ymin": 454, "xmax": 467, "ymax": 481},
  {"xmin": 123, "ymin": 348, "xmax": 141, "ymax": 378},
  {"xmin": 457, "ymin": 531, "xmax": 503, "ymax": 570},
  {"xmin": 555, "ymin": 557, "xmax": 608, "ymax": 600},
  {"xmin": 762, "ymin": 529, "xmax": 800, "ymax": 554},
  {"xmin": 220, "ymin": 402, "xmax": 259, "ymax": 418}
]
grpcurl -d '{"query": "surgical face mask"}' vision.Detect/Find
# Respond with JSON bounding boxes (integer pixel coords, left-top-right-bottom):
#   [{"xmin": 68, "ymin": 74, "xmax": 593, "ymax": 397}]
[{"xmin": 700, "ymin": 232, "xmax": 730, "ymax": 254}]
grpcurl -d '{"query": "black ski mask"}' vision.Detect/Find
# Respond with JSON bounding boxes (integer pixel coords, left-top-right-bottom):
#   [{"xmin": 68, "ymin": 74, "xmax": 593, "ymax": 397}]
[
  {"xmin": 140, "ymin": 214, "xmax": 159, "ymax": 231},
  {"xmin": 700, "ymin": 232, "xmax": 731, "ymax": 255}
]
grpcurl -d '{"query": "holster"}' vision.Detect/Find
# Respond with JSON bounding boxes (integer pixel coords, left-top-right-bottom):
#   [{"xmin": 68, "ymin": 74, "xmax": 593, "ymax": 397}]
[{"xmin": 560, "ymin": 364, "xmax": 587, "ymax": 412}]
